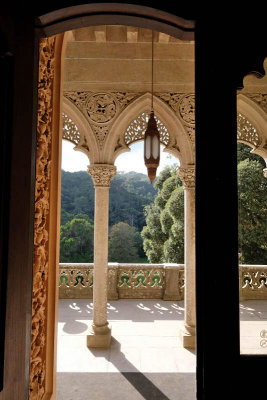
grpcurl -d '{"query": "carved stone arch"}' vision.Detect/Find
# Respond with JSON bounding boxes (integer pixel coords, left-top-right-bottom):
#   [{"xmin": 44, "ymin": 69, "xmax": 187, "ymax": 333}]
[
  {"xmin": 63, "ymin": 97, "xmax": 100, "ymax": 163},
  {"xmin": 237, "ymin": 93, "xmax": 267, "ymax": 165},
  {"xmin": 104, "ymin": 92, "xmax": 194, "ymax": 167}
]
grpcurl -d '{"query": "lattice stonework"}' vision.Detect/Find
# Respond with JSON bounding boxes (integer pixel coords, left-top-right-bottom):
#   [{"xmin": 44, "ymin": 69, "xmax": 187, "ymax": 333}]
[
  {"xmin": 62, "ymin": 112, "xmax": 80, "ymax": 145},
  {"xmin": 125, "ymin": 112, "xmax": 170, "ymax": 146},
  {"xmin": 237, "ymin": 113, "xmax": 261, "ymax": 147}
]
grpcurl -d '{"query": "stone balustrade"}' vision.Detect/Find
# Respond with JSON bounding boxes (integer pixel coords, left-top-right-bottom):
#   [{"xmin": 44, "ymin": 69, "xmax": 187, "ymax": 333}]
[
  {"xmin": 59, "ymin": 263, "xmax": 267, "ymax": 301},
  {"xmin": 59, "ymin": 263, "xmax": 184, "ymax": 300},
  {"xmin": 239, "ymin": 265, "xmax": 267, "ymax": 300}
]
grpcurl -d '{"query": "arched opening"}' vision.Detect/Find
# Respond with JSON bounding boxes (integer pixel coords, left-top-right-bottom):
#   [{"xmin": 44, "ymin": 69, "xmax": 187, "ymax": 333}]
[
  {"xmin": 2, "ymin": 5, "xmax": 267, "ymax": 400},
  {"xmin": 51, "ymin": 20, "xmax": 196, "ymax": 400},
  {"xmin": 236, "ymin": 88, "xmax": 267, "ymax": 356}
]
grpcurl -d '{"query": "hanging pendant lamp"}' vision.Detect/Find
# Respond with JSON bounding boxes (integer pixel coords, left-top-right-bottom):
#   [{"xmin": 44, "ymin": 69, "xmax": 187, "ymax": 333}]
[{"xmin": 144, "ymin": 30, "xmax": 160, "ymax": 183}]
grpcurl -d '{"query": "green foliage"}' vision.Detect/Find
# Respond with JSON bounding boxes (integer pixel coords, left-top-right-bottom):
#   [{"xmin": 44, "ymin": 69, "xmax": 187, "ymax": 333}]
[
  {"xmin": 61, "ymin": 170, "xmax": 157, "ymax": 232},
  {"xmin": 238, "ymin": 155, "xmax": 267, "ymax": 264},
  {"xmin": 60, "ymin": 170, "xmax": 157, "ymax": 263},
  {"xmin": 60, "ymin": 217, "xmax": 94, "ymax": 262},
  {"xmin": 108, "ymin": 222, "xmax": 140, "ymax": 263},
  {"xmin": 141, "ymin": 166, "xmax": 184, "ymax": 264},
  {"xmin": 237, "ymin": 142, "xmax": 265, "ymax": 167}
]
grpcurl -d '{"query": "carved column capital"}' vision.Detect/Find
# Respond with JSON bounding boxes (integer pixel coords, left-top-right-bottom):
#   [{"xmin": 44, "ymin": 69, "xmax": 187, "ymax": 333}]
[
  {"xmin": 177, "ymin": 166, "xmax": 195, "ymax": 189},
  {"xmin": 88, "ymin": 164, "xmax": 116, "ymax": 187}
]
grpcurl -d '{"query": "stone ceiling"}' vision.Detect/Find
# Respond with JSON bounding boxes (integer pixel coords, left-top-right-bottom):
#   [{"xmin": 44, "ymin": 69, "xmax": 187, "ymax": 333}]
[{"xmin": 64, "ymin": 25, "xmax": 195, "ymax": 92}]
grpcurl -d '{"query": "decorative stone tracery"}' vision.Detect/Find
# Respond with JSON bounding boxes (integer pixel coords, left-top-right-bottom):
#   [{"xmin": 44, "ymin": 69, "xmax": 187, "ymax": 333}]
[
  {"xmin": 91, "ymin": 125, "xmax": 109, "ymax": 149},
  {"xmin": 62, "ymin": 112, "xmax": 80, "ymax": 145},
  {"xmin": 178, "ymin": 94, "xmax": 195, "ymax": 125},
  {"xmin": 64, "ymin": 91, "xmax": 197, "ymax": 153},
  {"xmin": 124, "ymin": 111, "xmax": 170, "ymax": 146},
  {"xmin": 237, "ymin": 112, "xmax": 261, "ymax": 147},
  {"xmin": 64, "ymin": 91, "xmax": 142, "ymax": 149},
  {"xmin": 157, "ymin": 93, "xmax": 195, "ymax": 146},
  {"xmin": 86, "ymin": 93, "xmax": 117, "ymax": 123},
  {"xmin": 30, "ymin": 36, "xmax": 55, "ymax": 400}
]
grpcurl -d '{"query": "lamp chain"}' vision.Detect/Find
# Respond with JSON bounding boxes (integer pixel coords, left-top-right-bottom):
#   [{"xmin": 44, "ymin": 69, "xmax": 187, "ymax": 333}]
[{"xmin": 151, "ymin": 30, "xmax": 154, "ymax": 111}]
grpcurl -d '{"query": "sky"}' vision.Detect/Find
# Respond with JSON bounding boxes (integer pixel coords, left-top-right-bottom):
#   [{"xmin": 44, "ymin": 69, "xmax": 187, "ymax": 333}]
[{"xmin": 61, "ymin": 140, "xmax": 179, "ymax": 175}]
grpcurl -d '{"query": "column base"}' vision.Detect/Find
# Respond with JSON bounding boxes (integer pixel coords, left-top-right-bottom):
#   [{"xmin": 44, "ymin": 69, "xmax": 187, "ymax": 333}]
[
  {"xmin": 180, "ymin": 325, "xmax": 196, "ymax": 349},
  {"xmin": 87, "ymin": 323, "xmax": 112, "ymax": 348}
]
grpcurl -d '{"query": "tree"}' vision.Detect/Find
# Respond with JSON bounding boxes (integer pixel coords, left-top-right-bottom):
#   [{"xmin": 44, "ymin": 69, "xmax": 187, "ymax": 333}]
[
  {"xmin": 141, "ymin": 166, "xmax": 184, "ymax": 263},
  {"xmin": 60, "ymin": 217, "xmax": 94, "ymax": 262},
  {"xmin": 238, "ymin": 157, "xmax": 267, "ymax": 264},
  {"xmin": 61, "ymin": 170, "xmax": 157, "ymax": 232},
  {"xmin": 108, "ymin": 222, "xmax": 139, "ymax": 262}
]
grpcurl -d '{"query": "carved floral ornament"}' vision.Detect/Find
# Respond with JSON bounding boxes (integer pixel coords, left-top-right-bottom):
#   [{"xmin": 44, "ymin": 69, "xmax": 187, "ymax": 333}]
[
  {"xmin": 88, "ymin": 164, "xmax": 117, "ymax": 187},
  {"xmin": 157, "ymin": 93, "xmax": 196, "ymax": 146},
  {"xmin": 177, "ymin": 166, "xmax": 195, "ymax": 189},
  {"xmin": 30, "ymin": 36, "xmax": 55, "ymax": 400},
  {"xmin": 64, "ymin": 91, "xmax": 141, "ymax": 124}
]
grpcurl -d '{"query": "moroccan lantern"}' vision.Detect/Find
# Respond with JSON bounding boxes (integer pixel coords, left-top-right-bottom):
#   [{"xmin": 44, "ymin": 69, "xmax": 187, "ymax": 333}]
[
  {"xmin": 144, "ymin": 111, "xmax": 160, "ymax": 183},
  {"xmin": 144, "ymin": 30, "xmax": 160, "ymax": 183}
]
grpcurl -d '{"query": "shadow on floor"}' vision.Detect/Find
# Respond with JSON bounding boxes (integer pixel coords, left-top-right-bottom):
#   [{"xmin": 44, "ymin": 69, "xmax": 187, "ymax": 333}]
[
  {"xmin": 79, "ymin": 338, "xmax": 195, "ymax": 400},
  {"xmin": 58, "ymin": 299, "xmax": 185, "ymax": 333},
  {"xmin": 56, "ymin": 372, "xmax": 196, "ymax": 400}
]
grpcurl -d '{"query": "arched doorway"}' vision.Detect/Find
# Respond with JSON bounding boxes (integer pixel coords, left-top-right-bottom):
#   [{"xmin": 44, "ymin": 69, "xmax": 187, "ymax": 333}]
[
  {"xmin": 30, "ymin": 8, "xmax": 195, "ymax": 399},
  {"xmin": 2, "ymin": 5, "xmax": 266, "ymax": 400}
]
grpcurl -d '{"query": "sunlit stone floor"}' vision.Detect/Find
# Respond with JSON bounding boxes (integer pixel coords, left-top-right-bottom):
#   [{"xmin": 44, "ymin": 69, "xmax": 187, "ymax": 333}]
[
  {"xmin": 240, "ymin": 299, "xmax": 267, "ymax": 354},
  {"xmin": 56, "ymin": 299, "xmax": 196, "ymax": 400},
  {"xmin": 56, "ymin": 298, "xmax": 267, "ymax": 400}
]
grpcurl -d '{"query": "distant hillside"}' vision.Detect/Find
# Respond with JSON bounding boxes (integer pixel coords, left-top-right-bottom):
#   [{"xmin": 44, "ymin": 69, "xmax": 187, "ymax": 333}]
[{"xmin": 61, "ymin": 170, "xmax": 157, "ymax": 231}]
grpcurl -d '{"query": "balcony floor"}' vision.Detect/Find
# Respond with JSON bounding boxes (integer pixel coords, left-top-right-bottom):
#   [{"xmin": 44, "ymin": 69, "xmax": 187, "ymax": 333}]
[
  {"xmin": 57, "ymin": 299, "xmax": 195, "ymax": 400},
  {"xmin": 56, "ymin": 298, "xmax": 267, "ymax": 400}
]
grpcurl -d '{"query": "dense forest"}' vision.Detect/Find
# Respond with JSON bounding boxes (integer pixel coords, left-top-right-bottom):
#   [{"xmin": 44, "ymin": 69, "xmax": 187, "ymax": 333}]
[
  {"xmin": 60, "ymin": 144, "xmax": 267, "ymax": 264},
  {"xmin": 61, "ymin": 170, "xmax": 157, "ymax": 230},
  {"xmin": 60, "ymin": 170, "xmax": 157, "ymax": 262}
]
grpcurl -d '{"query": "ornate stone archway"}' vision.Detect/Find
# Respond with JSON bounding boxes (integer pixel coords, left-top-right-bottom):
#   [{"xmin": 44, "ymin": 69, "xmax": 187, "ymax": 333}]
[
  {"xmin": 237, "ymin": 93, "xmax": 267, "ymax": 173},
  {"xmin": 30, "ymin": 28, "xmax": 197, "ymax": 397}
]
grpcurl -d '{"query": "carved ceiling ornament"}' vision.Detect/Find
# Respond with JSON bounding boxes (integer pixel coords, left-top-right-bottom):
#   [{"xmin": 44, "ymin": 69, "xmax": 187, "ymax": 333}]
[
  {"xmin": 30, "ymin": 36, "xmax": 55, "ymax": 400},
  {"xmin": 177, "ymin": 166, "xmax": 195, "ymax": 189},
  {"xmin": 62, "ymin": 112, "xmax": 80, "ymax": 145},
  {"xmin": 124, "ymin": 112, "xmax": 170, "ymax": 146},
  {"xmin": 88, "ymin": 164, "xmax": 117, "ymax": 187},
  {"xmin": 237, "ymin": 112, "xmax": 261, "ymax": 147}
]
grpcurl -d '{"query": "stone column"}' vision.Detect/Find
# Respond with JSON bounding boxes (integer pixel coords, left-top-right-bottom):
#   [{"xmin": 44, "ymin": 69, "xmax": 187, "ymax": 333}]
[
  {"xmin": 87, "ymin": 164, "xmax": 116, "ymax": 348},
  {"xmin": 177, "ymin": 166, "xmax": 196, "ymax": 349}
]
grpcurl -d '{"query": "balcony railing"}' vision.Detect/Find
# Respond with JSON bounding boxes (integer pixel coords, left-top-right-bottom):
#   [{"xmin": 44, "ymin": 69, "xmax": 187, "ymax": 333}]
[
  {"xmin": 59, "ymin": 263, "xmax": 267, "ymax": 301},
  {"xmin": 239, "ymin": 265, "xmax": 267, "ymax": 300},
  {"xmin": 59, "ymin": 263, "xmax": 184, "ymax": 300}
]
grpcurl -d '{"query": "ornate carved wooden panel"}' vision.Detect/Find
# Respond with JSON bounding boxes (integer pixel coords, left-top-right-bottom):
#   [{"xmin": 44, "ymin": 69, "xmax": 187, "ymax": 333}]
[{"xmin": 29, "ymin": 36, "xmax": 55, "ymax": 400}]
